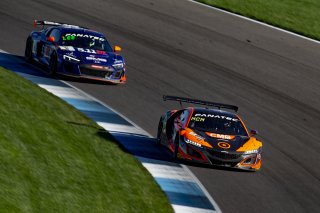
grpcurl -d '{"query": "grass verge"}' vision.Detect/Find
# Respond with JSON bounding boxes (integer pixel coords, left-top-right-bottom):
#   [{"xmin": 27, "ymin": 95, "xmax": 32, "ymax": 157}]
[
  {"xmin": 0, "ymin": 67, "xmax": 173, "ymax": 213},
  {"xmin": 197, "ymin": 0, "xmax": 320, "ymax": 41}
]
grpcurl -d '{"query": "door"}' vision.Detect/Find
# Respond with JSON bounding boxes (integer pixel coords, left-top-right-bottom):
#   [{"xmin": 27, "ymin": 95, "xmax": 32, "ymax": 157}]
[{"xmin": 41, "ymin": 28, "xmax": 61, "ymax": 65}]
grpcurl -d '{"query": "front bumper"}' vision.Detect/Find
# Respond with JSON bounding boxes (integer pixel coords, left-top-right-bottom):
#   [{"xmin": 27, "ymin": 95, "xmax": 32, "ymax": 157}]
[
  {"xmin": 58, "ymin": 62, "xmax": 126, "ymax": 84},
  {"xmin": 177, "ymin": 142, "xmax": 262, "ymax": 171}
]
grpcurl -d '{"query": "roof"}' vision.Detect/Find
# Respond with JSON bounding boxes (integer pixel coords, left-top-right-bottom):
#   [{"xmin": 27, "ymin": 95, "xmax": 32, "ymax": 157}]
[{"xmin": 55, "ymin": 26, "xmax": 105, "ymax": 37}]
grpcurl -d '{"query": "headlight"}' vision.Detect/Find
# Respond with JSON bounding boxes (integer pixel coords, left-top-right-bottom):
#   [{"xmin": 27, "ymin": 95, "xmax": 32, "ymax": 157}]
[
  {"xmin": 244, "ymin": 147, "xmax": 262, "ymax": 154},
  {"xmin": 112, "ymin": 62, "xmax": 124, "ymax": 69},
  {"xmin": 63, "ymin": 55, "xmax": 80, "ymax": 63},
  {"xmin": 184, "ymin": 138, "xmax": 202, "ymax": 148}
]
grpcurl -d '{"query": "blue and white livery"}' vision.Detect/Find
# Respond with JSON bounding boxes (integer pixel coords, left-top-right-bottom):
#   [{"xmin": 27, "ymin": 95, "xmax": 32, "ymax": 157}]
[{"xmin": 25, "ymin": 20, "xmax": 126, "ymax": 84}]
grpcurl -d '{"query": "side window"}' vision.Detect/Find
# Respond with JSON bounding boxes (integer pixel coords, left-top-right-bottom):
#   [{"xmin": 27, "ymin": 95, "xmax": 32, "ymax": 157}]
[
  {"xmin": 48, "ymin": 29, "xmax": 61, "ymax": 43},
  {"xmin": 45, "ymin": 28, "xmax": 53, "ymax": 37},
  {"xmin": 180, "ymin": 109, "xmax": 190, "ymax": 127},
  {"xmin": 174, "ymin": 109, "xmax": 190, "ymax": 131}
]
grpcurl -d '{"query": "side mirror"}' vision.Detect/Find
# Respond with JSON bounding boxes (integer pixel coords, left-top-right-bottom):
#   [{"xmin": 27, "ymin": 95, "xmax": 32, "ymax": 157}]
[
  {"xmin": 250, "ymin": 129, "xmax": 258, "ymax": 136},
  {"xmin": 180, "ymin": 128, "xmax": 186, "ymax": 136},
  {"xmin": 47, "ymin": 36, "xmax": 55, "ymax": 43},
  {"xmin": 114, "ymin": 45, "xmax": 122, "ymax": 52}
]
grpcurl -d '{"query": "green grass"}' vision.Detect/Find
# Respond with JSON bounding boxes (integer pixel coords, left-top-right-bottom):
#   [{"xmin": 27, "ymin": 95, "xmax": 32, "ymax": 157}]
[
  {"xmin": 0, "ymin": 67, "xmax": 173, "ymax": 213},
  {"xmin": 197, "ymin": 0, "xmax": 320, "ymax": 40}
]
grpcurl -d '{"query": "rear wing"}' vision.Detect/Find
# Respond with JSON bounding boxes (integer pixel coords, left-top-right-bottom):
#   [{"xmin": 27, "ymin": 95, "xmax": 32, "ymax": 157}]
[
  {"xmin": 33, "ymin": 20, "xmax": 85, "ymax": 29},
  {"xmin": 163, "ymin": 95, "xmax": 239, "ymax": 112}
]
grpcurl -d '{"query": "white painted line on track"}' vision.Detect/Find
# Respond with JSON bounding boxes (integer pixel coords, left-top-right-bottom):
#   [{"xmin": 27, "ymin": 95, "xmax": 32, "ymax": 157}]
[
  {"xmin": 0, "ymin": 49, "xmax": 222, "ymax": 213},
  {"xmin": 173, "ymin": 205, "xmax": 216, "ymax": 213},
  {"xmin": 37, "ymin": 85, "xmax": 90, "ymax": 100},
  {"xmin": 97, "ymin": 122, "xmax": 148, "ymax": 135},
  {"xmin": 141, "ymin": 161, "xmax": 195, "ymax": 181},
  {"xmin": 187, "ymin": 0, "xmax": 320, "ymax": 45}
]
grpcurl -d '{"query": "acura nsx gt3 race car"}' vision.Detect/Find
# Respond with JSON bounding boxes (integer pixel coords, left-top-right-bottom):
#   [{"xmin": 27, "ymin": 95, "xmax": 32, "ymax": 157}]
[
  {"xmin": 25, "ymin": 20, "xmax": 126, "ymax": 84},
  {"xmin": 157, "ymin": 96, "xmax": 262, "ymax": 171}
]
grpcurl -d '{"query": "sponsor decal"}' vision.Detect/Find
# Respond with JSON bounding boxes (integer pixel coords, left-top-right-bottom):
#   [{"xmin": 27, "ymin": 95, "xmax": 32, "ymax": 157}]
[
  {"xmin": 185, "ymin": 139, "xmax": 202, "ymax": 147},
  {"xmin": 62, "ymin": 35, "xmax": 76, "ymax": 41},
  {"xmin": 218, "ymin": 142, "xmax": 231, "ymax": 149},
  {"xmin": 77, "ymin": 48, "xmax": 96, "ymax": 53},
  {"xmin": 190, "ymin": 117, "xmax": 205, "ymax": 122},
  {"xmin": 96, "ymin": 50, "xmax": 106, "ymax": 55},
  {"xmin": 64, "ymin": 33, "xmax": 105, "ymax": 41},
  {"xmin": 113, "ymin": 59, "xmax": 123, "ymax": 64},
  {"xmin": 86, "ymin": 56, "xmax": 107, "ymax": 63},
  {"xmin": 59, "ymin": 46, "xmax": 75, "ymax": 51},
  {"xmin": 206, "ymin": 133, "xmax": 235, "ymax": 140},
  {"xmin": 189, "ymin": 132, "xmax": 204, "ymax": 141},
  {"xmin": 65, "ymin": 52, "xmax": 76, "ymax": 57},
  {"xmin": 194, "ymin": 114, "xmax": 238, "ymax": 122}
]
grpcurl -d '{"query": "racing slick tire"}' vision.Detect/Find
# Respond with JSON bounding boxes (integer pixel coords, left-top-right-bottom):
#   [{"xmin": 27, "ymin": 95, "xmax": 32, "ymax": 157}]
[
  {"xmin": 172, "ymin": 135, "xmax": 179, "ymax": 161},
  {"xmin": 49, "ymin": 53, "xmax": 58, "ymax": 77},
  {"xmin": 25, "ymin": 38, "xmax": 33, "ymax": 62},
  {"xmin": 156, "ymin": 118, "xmax": 163, "ymax": 145}
]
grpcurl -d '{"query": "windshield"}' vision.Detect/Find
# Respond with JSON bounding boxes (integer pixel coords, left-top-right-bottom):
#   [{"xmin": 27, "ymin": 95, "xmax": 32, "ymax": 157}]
[
  {"xmin": 60, "ymin": 33, "xmax": 113, "ymax": 52},
  {"xmin": 188, "ymin": 113, "xmax": 248, "ymax": 136}
]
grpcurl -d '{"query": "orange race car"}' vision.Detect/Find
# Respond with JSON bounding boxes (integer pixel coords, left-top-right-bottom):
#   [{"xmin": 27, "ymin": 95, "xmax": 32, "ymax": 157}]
[{"xmin": 156, "ymin": 95, "xmax": 262, "ymax": 171}]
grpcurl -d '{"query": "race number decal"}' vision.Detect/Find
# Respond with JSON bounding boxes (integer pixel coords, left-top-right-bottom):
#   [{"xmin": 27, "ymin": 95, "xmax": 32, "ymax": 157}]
[{"xmin": 77, "ymin": 48, "xmax": 96, "ymax": 53}]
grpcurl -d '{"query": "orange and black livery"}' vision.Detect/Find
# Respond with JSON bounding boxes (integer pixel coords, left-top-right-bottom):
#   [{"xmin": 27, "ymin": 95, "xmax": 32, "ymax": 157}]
[{"xmin": 156, "ymin": 95, "xmax": 262, "ymax": 171}]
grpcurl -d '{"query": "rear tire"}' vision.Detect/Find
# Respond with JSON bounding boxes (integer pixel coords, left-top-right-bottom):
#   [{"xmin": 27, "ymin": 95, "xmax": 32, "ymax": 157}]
[{"xmin": 25, "ymin": 38, "xmax": 33, "ymax": 62}]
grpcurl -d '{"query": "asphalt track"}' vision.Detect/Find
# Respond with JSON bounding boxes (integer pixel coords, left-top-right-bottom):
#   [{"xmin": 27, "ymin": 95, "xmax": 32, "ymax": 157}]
[{"xmin": 1, "ymin": 0, "xmax": 320, "ymax": 212}]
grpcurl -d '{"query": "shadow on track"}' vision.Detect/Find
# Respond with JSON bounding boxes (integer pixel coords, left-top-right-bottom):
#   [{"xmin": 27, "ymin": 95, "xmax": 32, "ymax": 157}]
[
  {"xmin": 97, "ymin": 129, "xmax": 251, "ymax": 173},
  {"xmin": 0, "ymin": 53, "xmax": 48, "ymax": 77},
  {"xmin": 58, "ymin": 74, "xmax": 119, "ymax": 86}
]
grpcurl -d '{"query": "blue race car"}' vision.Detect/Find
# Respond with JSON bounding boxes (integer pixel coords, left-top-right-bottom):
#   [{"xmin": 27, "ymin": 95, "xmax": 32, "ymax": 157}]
[{"xmin": 25, "ymin": 20, "xmax": 126, "ymax": 84}]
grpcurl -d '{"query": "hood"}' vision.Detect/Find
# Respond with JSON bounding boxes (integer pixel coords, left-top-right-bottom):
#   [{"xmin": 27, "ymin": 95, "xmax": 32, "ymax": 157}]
[
  {"xmin": 182, "ymin": 128, "xmax": 261, "ymax": 152},
  {"xmin": 59, "ymin": 46, "xmax": 124, "ymax": 66}
]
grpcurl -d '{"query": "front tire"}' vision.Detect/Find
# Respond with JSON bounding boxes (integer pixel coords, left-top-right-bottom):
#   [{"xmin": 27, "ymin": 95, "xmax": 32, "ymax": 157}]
[
  {"xmin": 172, "ymin": 135, "xmax": 179, "ymax": 160},
  {"xmin": 25, "ymin": 38, "xmax": 33, "ymax": 62},
  {"xmin": 49, "ymin": 53, "xmax": 57, "ymax": 76},
  {"xmin": 156, "ymin": 118, "xmax": 163, "ymax": 145}
]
